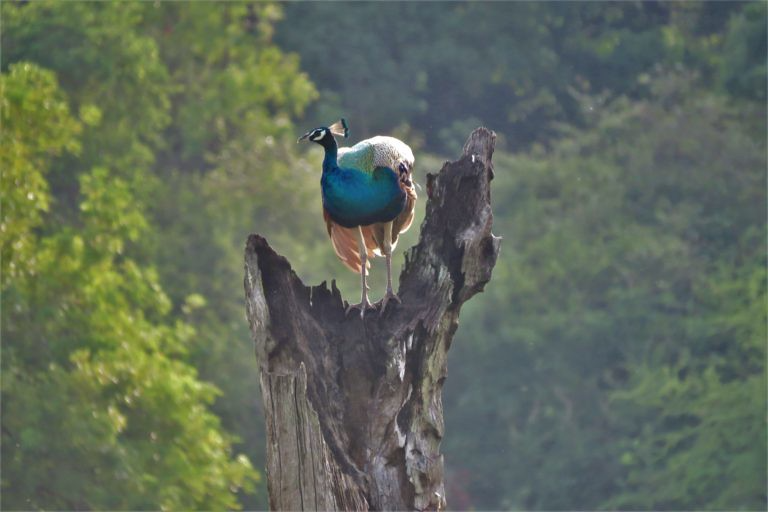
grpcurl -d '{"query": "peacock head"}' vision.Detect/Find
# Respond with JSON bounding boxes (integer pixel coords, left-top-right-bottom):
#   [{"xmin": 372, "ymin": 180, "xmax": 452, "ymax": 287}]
[{"xmin": 298, "ymin": 118, "xmax": 349, "ymax": 147}]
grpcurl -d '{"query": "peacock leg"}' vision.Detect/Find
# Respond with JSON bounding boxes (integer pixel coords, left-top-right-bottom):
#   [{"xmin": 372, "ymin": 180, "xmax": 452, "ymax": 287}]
[
  {"xmin": 345, "ymin": 226, "xmax": 373, "ymax": 318},
  {"xmin": 377, "ymin": 221, "xmax": 401, "ymax": 315}
]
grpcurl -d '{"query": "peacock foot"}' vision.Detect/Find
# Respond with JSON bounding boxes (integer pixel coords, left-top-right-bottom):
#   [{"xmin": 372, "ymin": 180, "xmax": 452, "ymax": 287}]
[
  {"xmin": 346, "ymin": 299, "xmax": 374, "ymax": 319},
  {"xmin": 375, "ymin": 290, "xmax": 401, "ymax": 316}
]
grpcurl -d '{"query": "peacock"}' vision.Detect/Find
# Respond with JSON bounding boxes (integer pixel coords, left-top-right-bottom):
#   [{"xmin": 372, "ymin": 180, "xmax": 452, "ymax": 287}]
[{"xmin": 298, "ymin": 119, "xmax": 417, "ymax": 318}]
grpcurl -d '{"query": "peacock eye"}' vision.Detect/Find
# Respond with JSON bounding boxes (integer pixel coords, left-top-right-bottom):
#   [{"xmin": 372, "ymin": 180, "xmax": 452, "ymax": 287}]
[{"xmin": 398, "ymin": 162, "xmax": 408, "ymax": 175}]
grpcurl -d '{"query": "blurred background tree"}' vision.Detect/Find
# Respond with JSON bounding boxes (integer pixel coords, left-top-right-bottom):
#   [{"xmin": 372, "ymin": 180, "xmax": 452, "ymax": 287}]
[
  {"xmin": 1, "ymin": 62, "xmax": 255, "ymax": 510},
  {"xmin": 2, "ymin": 1, "xmax": 765, "ymax": 510}
]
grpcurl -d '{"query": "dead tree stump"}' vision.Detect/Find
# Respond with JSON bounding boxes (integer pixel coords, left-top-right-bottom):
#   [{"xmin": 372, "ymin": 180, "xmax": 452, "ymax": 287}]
[{"xmin": 244, "ymin": 128, "xmax": 500, "ymax": 511}]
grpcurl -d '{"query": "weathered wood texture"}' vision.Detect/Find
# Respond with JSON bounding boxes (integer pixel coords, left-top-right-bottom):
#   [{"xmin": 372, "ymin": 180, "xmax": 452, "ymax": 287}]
[{"xmin": 244, "ymin": 128, "xmax": 500, "ymax": 511}]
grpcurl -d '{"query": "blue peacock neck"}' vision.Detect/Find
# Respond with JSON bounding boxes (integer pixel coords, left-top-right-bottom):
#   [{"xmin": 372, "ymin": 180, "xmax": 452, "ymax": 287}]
[{"xmin": 319, "ymin": 136, "xmax": 339, "ymax": 173}]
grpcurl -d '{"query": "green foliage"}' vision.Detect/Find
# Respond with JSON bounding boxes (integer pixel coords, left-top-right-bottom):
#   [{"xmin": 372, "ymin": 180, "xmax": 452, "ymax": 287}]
[
  {"xmin": 607, "ymin": 261, "xmax": 766, "ymax": 510},
  {"xmin": 275, "ymin": 2, "xmax": 759, "ymax": 153},
  {"xmin": 0, "ymin": 1, "xmax": 321, "ymax": 506},
  {"xmin": 718, "ymin": 1, "xmax": 767, "ymax": 101},
  {"xmin": 443, "ymin": 74, "xmax": 766, "ymax": 510},
  {"xmin": 130, "ymin": 5, "xmax": 318, "ymax": 507},
  {"xmin": 2, "ymin": 160, "xmax": 257, "ymax": 511},
  {"xmin": 2, "ymin": 1, "xmax": 171, "ymax": 175},
  {"xmin": 1, "ymin": 5, "xmax": 259, "ymax": 509},
  {"xmin": 138, "ymin": 2, "xmax": 316, "ymax": 170},
  {"xmin": 0, "ymin": 63, "xmax": 81, "ymax": 286}
]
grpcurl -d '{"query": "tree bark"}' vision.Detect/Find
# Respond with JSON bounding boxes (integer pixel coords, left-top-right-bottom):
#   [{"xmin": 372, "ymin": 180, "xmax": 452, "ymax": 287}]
[{"xmin": 244, "ymin": 128, "xmax": 500, "ymax": 511}]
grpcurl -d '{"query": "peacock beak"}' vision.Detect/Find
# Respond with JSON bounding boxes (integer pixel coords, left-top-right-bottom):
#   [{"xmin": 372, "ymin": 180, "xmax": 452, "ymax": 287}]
[{"xmin": 297, "ymin": 131, "xmax": 312, "ymax": 143}]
